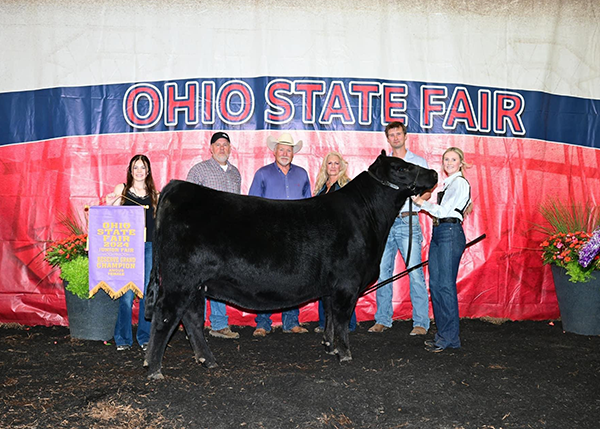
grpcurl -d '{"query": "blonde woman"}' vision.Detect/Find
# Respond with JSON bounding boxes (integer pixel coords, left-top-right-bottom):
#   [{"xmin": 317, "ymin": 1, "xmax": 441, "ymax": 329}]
[
  {"xmin": 313, "ymin": 151, "xmax": 351, "ymax": 196},
  {"xmin": 313, "ymin": 151, "xmax": 357, "ymax": 333},
  {"xmin": 412, "ymin": 147, "xmax": 472, "ymax": 353}
]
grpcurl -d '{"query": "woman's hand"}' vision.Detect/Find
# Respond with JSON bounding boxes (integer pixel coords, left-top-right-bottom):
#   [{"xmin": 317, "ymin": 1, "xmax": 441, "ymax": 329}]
[
  {"xmin": 106, "ymin": 183, "xmax": 125, "ymax": 205},
  {"xmin": 412, "ymin": 195, "xmax": 425, "ymax": 206},
  {"xmin": 105, "ymin": 193, "xmax": 118, "ymax": 205}
]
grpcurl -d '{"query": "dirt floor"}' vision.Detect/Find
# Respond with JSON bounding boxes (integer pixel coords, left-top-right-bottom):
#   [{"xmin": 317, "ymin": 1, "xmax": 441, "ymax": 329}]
[{"xmin": 1, "ymin": 318, "xmax": 599, "ymax": 429}]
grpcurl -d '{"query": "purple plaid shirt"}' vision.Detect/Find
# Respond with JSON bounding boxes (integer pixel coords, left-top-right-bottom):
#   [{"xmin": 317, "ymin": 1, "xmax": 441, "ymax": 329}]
[{"xmin": 186, "ymin": 157, "xmax": 241, "ymax": 194}]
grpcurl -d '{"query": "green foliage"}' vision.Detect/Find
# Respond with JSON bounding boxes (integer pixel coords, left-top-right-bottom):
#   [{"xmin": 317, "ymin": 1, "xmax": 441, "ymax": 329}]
[
  {"xmin": 60, "ymin": 256, "xmax": 90, "ymax": 299},
  {"xmin": 44, "ymin": 207, "xmax": 88, "ymax": 268},
  {"xmin": 536, "ymin": 198, "xmax": 600, "ymax": 235},
  {"xmin": 564, "ymin": 260, "xmax": 596, "ymax": 283},
  {"xmin": 44, "ymin": 234, "xmax": 87, "ymax": 269},
  {"xmin": 43, "ymin": 208, "xmax": 89, "ymax": 298},
  {"xmin": 57, "ymin": 209, "xmax": 87, "ymax": 236}
]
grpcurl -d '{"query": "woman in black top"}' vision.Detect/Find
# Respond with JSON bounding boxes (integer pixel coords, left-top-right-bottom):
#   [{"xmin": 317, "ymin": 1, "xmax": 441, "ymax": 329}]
[
  {"xmin": 313, "ymin": 152, "xmax": 358, "ymax": 333},
  {"xmin": 107, "ymin": 154, "xmax": 159, "ymax": 351}
]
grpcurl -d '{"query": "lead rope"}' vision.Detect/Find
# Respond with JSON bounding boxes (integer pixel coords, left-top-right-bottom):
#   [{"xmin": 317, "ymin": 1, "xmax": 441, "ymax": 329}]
[
  {"xmin": 406, "ymin": 197, "xmax": 413, "ymax": 269},
  {"xmin": 362, "ymin": 233, "xmax": 487, "ymax": 296}
]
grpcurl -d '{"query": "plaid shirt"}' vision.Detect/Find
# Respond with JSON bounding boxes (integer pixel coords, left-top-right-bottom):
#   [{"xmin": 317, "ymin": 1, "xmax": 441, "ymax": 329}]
[{"xmin": 186, "ymin": 157, "xmax": 241, "ymax": 194}]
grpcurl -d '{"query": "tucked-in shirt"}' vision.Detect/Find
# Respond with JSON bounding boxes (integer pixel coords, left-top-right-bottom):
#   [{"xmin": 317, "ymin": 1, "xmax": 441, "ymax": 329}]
[
  {"xmin": 392, "ymin": 150, "xmax": 429, "ymax": 214},
  {"xmin": 248, "ymin": 162, "xmax": 311, "ymax": 200},
  {"xmin": 421, "ymin": 171, "xmax": 471, "ymax": 221},
  {"xmin": 186, "ymin": 157, "xmax": 241, "ymax": 194}
]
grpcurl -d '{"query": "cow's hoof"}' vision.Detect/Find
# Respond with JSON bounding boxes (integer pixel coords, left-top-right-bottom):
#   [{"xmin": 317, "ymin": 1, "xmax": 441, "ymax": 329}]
[
  {"xmin": 147, "ymin": 371, "xmax": 164, "ymax": 380},
  {"xmin": 323, "ymin": 342, "xmax": 335, "ymax": 355},
  {"xmin": 195, "ymin": 357, "xmax": 218, "ymax": 369},
  {"xmin": 339, "ymin": 354, "xmax": 353, "ymax": 363}
]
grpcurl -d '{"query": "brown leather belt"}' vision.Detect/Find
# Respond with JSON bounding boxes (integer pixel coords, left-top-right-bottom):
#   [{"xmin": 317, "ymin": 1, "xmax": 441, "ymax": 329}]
[
  {"xmin": 433, "ymin": 217, "xmax": 462, "ymax": 226},
  {"xmin": 398, "ymin": 212, "xmax": 417, "ymax": 218}
]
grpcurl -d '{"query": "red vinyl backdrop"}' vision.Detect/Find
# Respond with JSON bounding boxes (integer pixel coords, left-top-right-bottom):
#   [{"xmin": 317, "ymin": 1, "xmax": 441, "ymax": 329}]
[{"xmin": 2, "ymin": 129, "xmax": 597, "ymax": 327}]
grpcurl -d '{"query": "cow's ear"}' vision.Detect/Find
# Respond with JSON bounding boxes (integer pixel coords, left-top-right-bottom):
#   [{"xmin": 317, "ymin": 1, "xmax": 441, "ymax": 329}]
[{"xmin": 380, "ymin": 149, "xmax": 386, "ymax": 157}]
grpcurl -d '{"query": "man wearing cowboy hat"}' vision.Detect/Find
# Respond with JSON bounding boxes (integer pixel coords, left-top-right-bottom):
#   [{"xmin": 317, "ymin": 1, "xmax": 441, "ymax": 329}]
[
  {"xmin": 248, "ymin": 132, "xmax": 312, "ymax": 337},
  {"xmin": 187, "ymin": 131, "xmax": 241, "ymax": 340}
]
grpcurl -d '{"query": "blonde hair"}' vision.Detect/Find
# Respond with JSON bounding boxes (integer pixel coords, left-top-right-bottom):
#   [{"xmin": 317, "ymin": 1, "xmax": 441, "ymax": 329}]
[
  {"xmin": 313, "ymin": 151, "xmax": 351, "ymax": 195},
  {"xmin": 442, "ymin": 147, "xmax": 472, "ymax": 176}
]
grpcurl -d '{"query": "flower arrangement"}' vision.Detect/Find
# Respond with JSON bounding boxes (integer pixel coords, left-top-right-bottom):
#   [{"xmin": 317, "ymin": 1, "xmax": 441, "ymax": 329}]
[
  {"xmin": 540, "ymin": 231, "xmax": 600, "ymax": 283},
  {"xmin": 537, "ymin": 198, "xmax": 600, "ymax": 283},
  {"xmin": 44, "ymin": 209, "xmax": 90, "ymax": 299},
  {"xmin": 44, "ymin": 234, "xmax": 87, "ymax": 269}
]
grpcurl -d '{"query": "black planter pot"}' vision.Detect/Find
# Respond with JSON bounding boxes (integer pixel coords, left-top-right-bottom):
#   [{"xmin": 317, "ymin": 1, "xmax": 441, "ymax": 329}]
[
  {"xmin": 551, "ymin": 265, "xmax": 600, "ymax": 336},
  {"xmin": 64, "ymin": 281, "xmax": 119, "ymax": 341}
]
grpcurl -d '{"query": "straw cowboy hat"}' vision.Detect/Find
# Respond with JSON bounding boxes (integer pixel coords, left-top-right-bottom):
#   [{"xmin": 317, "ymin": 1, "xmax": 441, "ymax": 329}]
[{"xmin": 266, "ymin": 132, "xmax": 303, "ymax": 154}]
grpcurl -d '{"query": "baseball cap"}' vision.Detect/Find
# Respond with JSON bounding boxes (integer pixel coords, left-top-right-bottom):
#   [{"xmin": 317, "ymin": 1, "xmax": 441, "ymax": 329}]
[{"xmin": 210, "ymin": 132, "xmax": 230, "ymax": 145}]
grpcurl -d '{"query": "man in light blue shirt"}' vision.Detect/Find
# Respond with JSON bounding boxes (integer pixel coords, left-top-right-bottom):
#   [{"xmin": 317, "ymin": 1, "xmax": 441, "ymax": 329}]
[
  {"xmin": 369, "ymin": 122, "xmax": 432, "ymax": 336},
  {"xmin": 249, "ymin": 132, "xmax": 311, "ymax": 337}
]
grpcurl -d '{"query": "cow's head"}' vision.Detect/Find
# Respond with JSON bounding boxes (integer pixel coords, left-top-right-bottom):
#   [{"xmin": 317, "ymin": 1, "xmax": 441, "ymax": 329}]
[{"xmin": 368, "ymin": 150, "xmax": 438, "ymax": 196}]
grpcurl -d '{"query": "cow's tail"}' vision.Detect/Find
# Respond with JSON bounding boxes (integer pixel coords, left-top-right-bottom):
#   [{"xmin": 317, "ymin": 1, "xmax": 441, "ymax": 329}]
[
  {"xmin": 144, "ymin": 243, "xmax": 159, "ymax": 321},
  {"xmin": 144, "ymin": 194, "xmax": 166, "ymax": 321}
]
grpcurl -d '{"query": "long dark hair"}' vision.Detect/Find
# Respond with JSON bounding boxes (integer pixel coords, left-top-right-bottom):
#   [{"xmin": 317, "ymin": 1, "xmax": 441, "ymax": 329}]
[{"xmin": 121, "ymin": 154, "xmax": 159, "ymax": 212}]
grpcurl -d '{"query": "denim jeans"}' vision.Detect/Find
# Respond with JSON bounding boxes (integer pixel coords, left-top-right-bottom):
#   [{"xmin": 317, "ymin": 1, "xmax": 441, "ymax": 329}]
[
  {"xmin": 318, "ymin": 301, "xmax": 357, "ymax": 331},
  {"xmin": 255, "ymin": 309, "xmax": 299, "ymax": 332},
  {"xmin": 114, "ymin": 242, "xmax": 152, "ymax": 347},
  {"xmin": 207, "ymin": 299, "xmax": 229, "ymax": 331},
  {"xmin": 429, "ymin": 222, "xmax": 466, "ymax": 349},
  {"xmin": 374, "ymin": 215, "xmax": 430, "ymax": 329}
]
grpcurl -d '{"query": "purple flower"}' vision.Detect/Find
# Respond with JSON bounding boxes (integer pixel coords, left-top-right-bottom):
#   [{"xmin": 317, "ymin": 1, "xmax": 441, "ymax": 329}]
[{"xmin": 579, "ymin": 228, "xmax": 600, "ymax": 267}]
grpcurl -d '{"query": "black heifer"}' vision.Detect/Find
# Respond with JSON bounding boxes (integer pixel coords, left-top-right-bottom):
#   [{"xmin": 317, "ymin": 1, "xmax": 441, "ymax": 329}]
[{"xmin": 144, "ymin": 151, "xmax": 437, "ymax": 379}]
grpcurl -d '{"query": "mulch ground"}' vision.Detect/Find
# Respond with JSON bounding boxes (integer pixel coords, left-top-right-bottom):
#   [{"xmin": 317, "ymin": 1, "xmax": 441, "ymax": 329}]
[{"xmin": 1, "ymin": 319, "xmax": 599, "ymax": 429}]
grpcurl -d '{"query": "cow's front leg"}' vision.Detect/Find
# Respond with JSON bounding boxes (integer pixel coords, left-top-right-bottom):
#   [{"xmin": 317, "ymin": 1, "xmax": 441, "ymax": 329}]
[
  {"xmin": 332, "ymin": 315, "xmax": 352, "ymax": 362},
  {"xmin": 181, "ymin": 290, "xmax": 217, "ymax": 369},
  {"xmin": 331, "ymin": 290, "xmax": 355, "ymax": 362}
]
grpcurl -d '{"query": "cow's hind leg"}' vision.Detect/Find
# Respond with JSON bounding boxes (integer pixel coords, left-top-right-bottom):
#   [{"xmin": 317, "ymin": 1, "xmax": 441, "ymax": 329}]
[
  {"xmin": 145, "ymin": 299, "xmax": 187, "ymax": 380},
  {"xmin": 321, "ymin": 295, "xmax": 335, "ymax": 355},
  {"xmin": 181, "ymin": 288, "xmax": 217, "ymax": 369}
]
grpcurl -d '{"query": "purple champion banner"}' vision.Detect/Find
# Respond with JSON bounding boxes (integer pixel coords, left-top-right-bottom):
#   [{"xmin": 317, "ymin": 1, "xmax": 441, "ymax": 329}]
[{"xmin": 88, "ymin": 206, "xmax": 145, "ymax": 299}]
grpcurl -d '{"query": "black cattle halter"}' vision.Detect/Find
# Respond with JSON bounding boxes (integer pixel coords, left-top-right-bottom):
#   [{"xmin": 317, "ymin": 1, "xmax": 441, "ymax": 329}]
[
  {"xmin": 367, "ymin": 167, "xmax": 421, "ymax": 194},
  {"xmin": 368, "ymin": 167, "xmax": 422, "ymax": 265},
  {"xmin": 367, "ymin": 170, "xmax": 399, "ymax": 190}
]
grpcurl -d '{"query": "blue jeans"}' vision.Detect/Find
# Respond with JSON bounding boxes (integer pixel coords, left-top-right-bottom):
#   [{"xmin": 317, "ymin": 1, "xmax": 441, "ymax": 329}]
[
  {"xmin": 318, "ymin": 301, "xmax": 357, "ymax": 331},
  {"xmin": 114, "ymin": 242, "xmax": 152, "ymax": 347},
  {"xmin": 207, "ymin": 299, "xmax": 229, "ymax": 331},
  {"xmin": 255, "ymin": 309, "xmax": 299, "ymax": 332},
  {"xmin": 374, "ymin": 215, "xmax": 430, "ymax": 329},
  {"xmin": 429, "ymin": 222, "xmax": 466, "ymax": 349}
]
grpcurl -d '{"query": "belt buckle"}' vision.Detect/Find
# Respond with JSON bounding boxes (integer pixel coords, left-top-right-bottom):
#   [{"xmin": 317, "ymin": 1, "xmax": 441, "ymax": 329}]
[{"xmin": 433, "ymin": 217, "xmax": 439, "ymax": 227}]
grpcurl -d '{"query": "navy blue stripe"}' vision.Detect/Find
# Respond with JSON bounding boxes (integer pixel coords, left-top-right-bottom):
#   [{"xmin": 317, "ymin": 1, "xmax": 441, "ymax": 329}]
[{"xmin": 0, "ymin": 77, "xmax": 598, "ymax": 148}]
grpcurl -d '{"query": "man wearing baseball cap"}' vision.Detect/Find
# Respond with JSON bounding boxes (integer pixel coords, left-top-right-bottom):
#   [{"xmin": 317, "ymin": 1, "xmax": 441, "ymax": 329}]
[
  {"xmin": 186, "ymin": 131, "xmax": 241, "ymax": 339},
  {"xmin": 248, "ymin": 132, "xmax": 312, "ymax": 337}
]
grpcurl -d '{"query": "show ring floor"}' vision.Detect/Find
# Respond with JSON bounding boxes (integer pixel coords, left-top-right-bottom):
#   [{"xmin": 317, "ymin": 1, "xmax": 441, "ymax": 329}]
[{"xmin": 2, "ymin": 319, "xmax": 599, "ymax": 428}]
